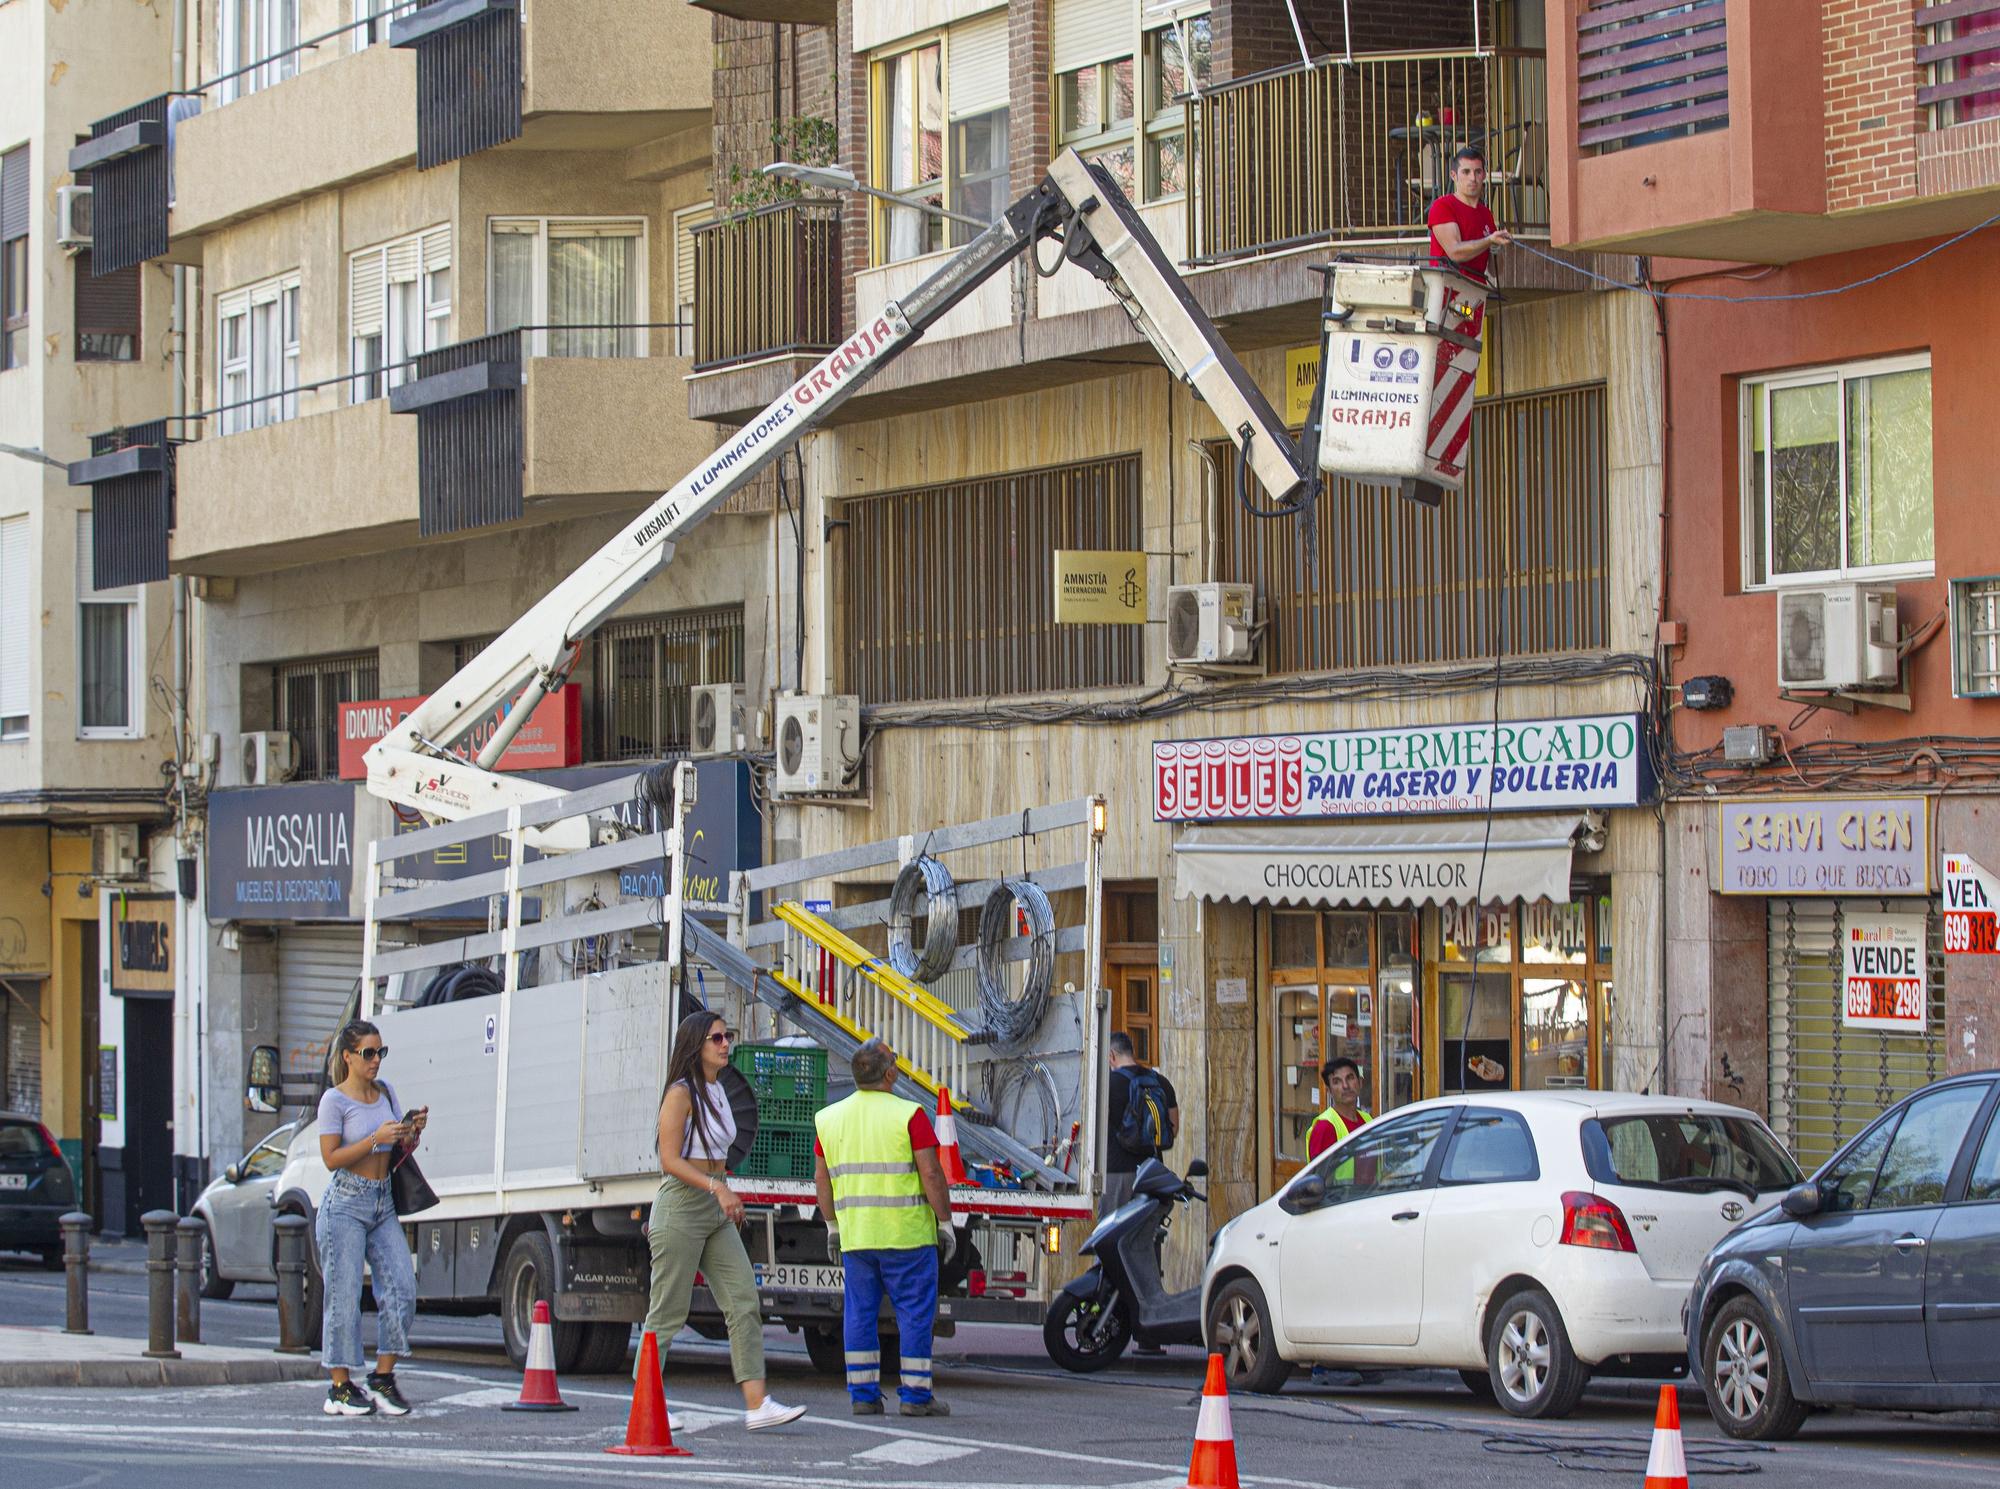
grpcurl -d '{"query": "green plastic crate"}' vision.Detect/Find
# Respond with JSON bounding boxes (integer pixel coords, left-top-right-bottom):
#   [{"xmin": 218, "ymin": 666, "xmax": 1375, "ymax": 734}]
[
  {"xmin": 737, "ymin": 1121, "xmax": 818, "ymax": 1181},
  {"xmin": 731, "ymin": 1044, "xmax": 827, "ymax": 1126}
]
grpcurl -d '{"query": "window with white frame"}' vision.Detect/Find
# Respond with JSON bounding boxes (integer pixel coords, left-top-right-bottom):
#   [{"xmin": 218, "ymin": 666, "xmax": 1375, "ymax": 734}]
[
  {"xmin": 349, "ymin": 225, "xmax": 451, "ymax": 402},
  {"xmin": 75, "ymin": 514, "xmax": 141, "ymax": 738},
  {"xmin": 1741, "ymin": 355, "xmax": 1934, "ymax": 588},
  {"xmin": 0, "ymin": 514, "xmax": 28, "ymax": 739},
  {"xmin": 1952, "ymin": 577, "xmax": 2000, "ymax": 699},
  {"xmin": 488, "ymin": 218, "xmax": 648, "ymax": 357},
  {"xmin": 219, "ymin": 0, "xmax": 300, "ymax": 103},
  {"xmin": 1052, "ymin": 1, "xmax": 1209, "ymax": 207},
  {"xmin": 218, "ymin": 274, "xmax": 300, "ymax": 434},
  {"xmin": 351, "ymin": 0, "xmax": 404, "ymax": 51},
  {"xmin": 869, "ymin": 12, "xmax": 1010, "ymax": 264}
]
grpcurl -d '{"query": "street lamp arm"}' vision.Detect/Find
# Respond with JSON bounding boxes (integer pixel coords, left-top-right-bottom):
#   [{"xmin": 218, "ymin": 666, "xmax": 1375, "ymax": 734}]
[{"xmin": 759, "ymin": 162, "xmax": 990, "ymax": 230}]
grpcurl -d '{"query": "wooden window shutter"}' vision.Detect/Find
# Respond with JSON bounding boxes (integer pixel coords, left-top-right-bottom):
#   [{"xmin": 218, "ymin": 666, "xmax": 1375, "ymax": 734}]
[
  {"xmin": 949, "ymin": 10, "xmax": 1009, "ymax": 118},
  {"xmin": 75, "ymin": 253, "xmax": 142, "ymax": 344},
  {"xmin": 422, "ymin": 224, "xmax": 451, "ymax": 272},
  {"xmin": 1051, "ymin": 0, "xmax": 1129, "ymax": 73},
  {"xmin": 350, "ymin": 248, "xmax": 385, "ymax": 339},
  {"xmin": 0, "ymin": 146, "xmax": 27, "ymax": 242}
]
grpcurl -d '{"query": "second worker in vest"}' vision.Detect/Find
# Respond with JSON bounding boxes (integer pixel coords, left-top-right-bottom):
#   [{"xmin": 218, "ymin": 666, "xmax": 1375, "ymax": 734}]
[
  {"xmin": 813, "ymin": 1038, "xmax": 955, "ymax": 1417},
  {"xmin": 1306, "ymin": 1056, "xmax": 1371, "ymax": 1161}
]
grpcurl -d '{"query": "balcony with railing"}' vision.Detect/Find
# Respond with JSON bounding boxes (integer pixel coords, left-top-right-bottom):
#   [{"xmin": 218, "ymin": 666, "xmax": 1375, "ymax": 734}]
[
  {"xmin": 1186, "ymin": 47, "xmax": 1550, "ymax": 263},
  {"xmin": 689, "ymin": 200, "xmax": 844, "ymax": 373},
  {"xmin": 682, "ymin": 0, "xmax": 832, "ymax": 23},
  {"xmin": 1917, "ymin": 2, "xmax": 2000, "ymax": 197},
  {"xmin": 141, "ymin": 328, "xmax": 709, "ymax": 576}
]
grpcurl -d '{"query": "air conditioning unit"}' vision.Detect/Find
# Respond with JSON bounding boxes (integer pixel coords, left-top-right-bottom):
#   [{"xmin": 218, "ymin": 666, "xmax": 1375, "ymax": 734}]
[
  {"xmin": 56, "ymin": 185, "xmax": 92, "ymax": 247},
  {"xmin": 772, "ymin": 693, "xmax": 861, "ymax": 797},
  {"xmin": 91, "ymin": 823, "xmax": 142, "ymax": 879},
  {"xmin": 1776, "ymin": 583, "xmax": 1899, "ymax": 691},
  {"xmin": 241, "ymin": 730, "xmax": 300, "ymax": 785},
  {"xmin": 1165, "ymin": 582, "xmax": 1256, "ymax": 665},
  {"xmin": 689, "ymin": 683, "xmax": 747, "ymax": 758}
]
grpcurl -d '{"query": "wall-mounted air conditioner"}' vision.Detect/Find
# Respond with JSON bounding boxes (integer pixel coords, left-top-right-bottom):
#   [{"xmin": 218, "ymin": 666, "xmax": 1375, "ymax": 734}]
[
  {"xmin": 241, "ymin": 730, "xmax": 300, "ymax": 786},
  {"xmin": 56, "ymin": 185, "xmax": 93, "ymax": 248},
  {"xmin": 772, "ymin": 693, "xmax": 861, "ymax": 797},
  {"xmin": 92, "ymin": 823, "xmax": 142, "ymax": 879},
  {"xmin": 1776, "ymin": 583, "xmax": 1899, "ymax": 691},
  {"xmin": 1165, "ymin": 582, "xmax": 1256, "ymax": 665},
  {"xmin": 689, "ymin": 683, "xmax": 747, "ymax": 758}
]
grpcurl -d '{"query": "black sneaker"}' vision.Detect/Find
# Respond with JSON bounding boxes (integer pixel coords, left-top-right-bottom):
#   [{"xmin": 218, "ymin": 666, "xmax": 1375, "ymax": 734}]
[
  {"xmin": 324, "ymin": 1381, "xmax": 376, "ymax": 1417},
  {"xmin": 366, "ymin": 1372, "xmax": 411, "ymax": 1417}
]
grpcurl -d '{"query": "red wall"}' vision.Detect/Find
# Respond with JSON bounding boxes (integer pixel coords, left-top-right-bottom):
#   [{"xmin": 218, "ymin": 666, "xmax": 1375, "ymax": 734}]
[{"xmin": 1663, "ymin": 233, "xmax": 1998, "ymax": 759}]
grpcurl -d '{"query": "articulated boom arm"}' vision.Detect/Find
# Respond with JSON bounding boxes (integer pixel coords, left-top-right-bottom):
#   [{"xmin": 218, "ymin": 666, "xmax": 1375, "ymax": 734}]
[{"xmin": 362, "ymin": 149, "xmax": 1316, "ymax": 845}]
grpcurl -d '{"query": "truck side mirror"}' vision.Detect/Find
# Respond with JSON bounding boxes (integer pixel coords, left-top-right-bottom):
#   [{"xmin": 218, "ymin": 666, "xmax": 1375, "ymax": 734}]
[{"xmin": 246, "ymin": 1045, "xmax": 281, "ymax": 1114}]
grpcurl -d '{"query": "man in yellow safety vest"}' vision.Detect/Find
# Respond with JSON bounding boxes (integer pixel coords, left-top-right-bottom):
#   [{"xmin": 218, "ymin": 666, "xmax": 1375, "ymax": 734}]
[
  {"xmin": 1306, "ymin": 1056, "xmax": 1372, "ymax": 1169},
  {"xmin": 813, "ymin": 1037, "xmax": 954, "ymax": 1417}
]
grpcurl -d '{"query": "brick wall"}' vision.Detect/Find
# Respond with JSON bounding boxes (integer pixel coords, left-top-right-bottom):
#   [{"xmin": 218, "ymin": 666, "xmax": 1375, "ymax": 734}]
[
  {"xmin": 1824, "ymin": 0, "xmax": 1922, "ymax": 212},
  {"xmin": 712, "ymin": 17, "xmax": 838, "ymax": 214},
  {"xmin": 1215, "ymin": 0, "xmax": 1479, "ymax": 81}
]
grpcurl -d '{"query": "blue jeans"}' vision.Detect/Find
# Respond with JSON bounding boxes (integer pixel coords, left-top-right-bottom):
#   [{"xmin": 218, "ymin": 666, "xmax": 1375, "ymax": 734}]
[
  {"xmin": 842, "ymin": 1246, "xmax": 938, "ymax": 1406},
  {"xmin": 316, "ymin": 1170, "xmax": 416, "ymax": 1373}
]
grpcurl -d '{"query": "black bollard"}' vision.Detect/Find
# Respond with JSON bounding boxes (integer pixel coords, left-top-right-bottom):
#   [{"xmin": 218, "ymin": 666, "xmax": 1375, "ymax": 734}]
[
  {"xmin": 60, "ymin": 1213, "xmax": 91, "ymax": 1336},
  {"xmin": 140, "ymin": 1211, "xmax": 181, "ymax": 1360},
  {"xmin": 175, "ymin": 1216, "xmax": 204, "ymax": 1345},
  {"xmin": 274, "ymin": 1214, "xmax": 312, "ymax": 1355}
]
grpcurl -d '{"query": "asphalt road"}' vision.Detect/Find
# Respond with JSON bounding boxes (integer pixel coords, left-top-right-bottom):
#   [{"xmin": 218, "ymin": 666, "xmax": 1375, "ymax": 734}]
[{"xmin": 7, "ymin": 1250, "xmax": 2000, "ymax": 1489}]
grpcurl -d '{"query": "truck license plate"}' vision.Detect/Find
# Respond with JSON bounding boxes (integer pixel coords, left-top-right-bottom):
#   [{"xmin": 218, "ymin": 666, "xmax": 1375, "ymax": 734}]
[
  {"xmin": 754, "ymin": 1263, "xmax": 844, "ymax": 1292},
  {"xmin": 0, "ymin": 1173, "xmax": 26, "ymax": 1189}
]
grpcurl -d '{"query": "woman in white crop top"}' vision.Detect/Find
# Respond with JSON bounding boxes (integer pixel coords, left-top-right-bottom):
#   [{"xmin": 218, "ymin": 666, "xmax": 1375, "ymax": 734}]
[{"xmin": 640, "ymin": 1010, "xmax": 806, "ymax": 1433}]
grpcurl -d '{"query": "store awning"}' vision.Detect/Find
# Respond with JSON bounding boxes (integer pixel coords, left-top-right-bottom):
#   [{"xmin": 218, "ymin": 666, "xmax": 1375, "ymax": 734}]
[{"xmin": 1172, "ymin": 812, "xmax": 1591, "ymax": 909}]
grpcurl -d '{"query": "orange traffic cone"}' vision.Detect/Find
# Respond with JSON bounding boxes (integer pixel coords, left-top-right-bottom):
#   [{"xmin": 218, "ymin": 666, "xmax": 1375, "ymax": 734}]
[
  {"xmin": 606, "ymin": 1331, "xmax": 691, "ymax": 1457},
  {"xmin": 936, "ymin": 1087, "xmax": 968, "ymax": 1186},
  {"xmin": 1642, "ymin": 1384, "xmax": 1688, "ymax": 1489},
  {"xmin": 1185, "ymin": 1353, "xmax": 1240, "ymax": 1489},
  {"xmin": 503, "ymin": 1299, "xmax": 578, "ymax": 1412}
]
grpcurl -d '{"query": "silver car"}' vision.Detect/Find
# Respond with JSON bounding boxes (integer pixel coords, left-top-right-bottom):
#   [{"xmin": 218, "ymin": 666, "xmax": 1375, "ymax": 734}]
[{"xmin": 189, "ymin": 1121, "xmax": 298, "ymax": 1298}]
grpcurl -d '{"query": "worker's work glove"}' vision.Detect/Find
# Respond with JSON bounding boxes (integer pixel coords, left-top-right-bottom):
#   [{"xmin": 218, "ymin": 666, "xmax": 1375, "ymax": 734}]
[
  {"xmin": 825, "ymin": 1226, "xmax": 842, "ymax": 1265},
  {"xmin": 935, "ymin": 1221, "xmax": 957, "ymax": 1264}
]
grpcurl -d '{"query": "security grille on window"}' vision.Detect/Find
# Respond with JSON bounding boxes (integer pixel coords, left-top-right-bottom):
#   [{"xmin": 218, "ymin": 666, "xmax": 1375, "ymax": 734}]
[
  {"xmin": 1742, "ymin": 355, "xmax": 1934, "ymax": 587},
  {"xmin": 489, "ymin": 218, "xmax": 648, "ymax": 357},
  {"xmin": 350, "ymin": 225, "xmax": 450, "ymax": 402},
  {"xmin": 1, "ymin": 144, "xmax": 27, "ymax": 373},
  {"xmin": 220, "ymin": 0, "xmax": 300, "ymax": 102},
  {"xmin": 588, "ymin": 607, "xmax": 744, "ymax": 761},
  {"xmin": 869, "ymin": 11, "xmax": 1010, "ymax": 264},
  {"xmin": 75, "ymin": 514, "xmax": 140, "ymax": 737},
  {"xmin": 0, "ymin": 514, "xmax": 28, "ymax": 739},
  {"xmin": 843, "ymin": 454, "xmax": 1143, "ymax": 705},
  {"xmin": 273, "ymin": 653, "xmax": 380, "ymax": 781},
  {"xmin": 1953, "ymin": 576, "xmax": 2000, "ymax": 699},
  {"xmin": 218, "ymin": 273, "xmax": 300, "ymax": 434},
  {"xmin": 75, "ymin": 251, "xmax": 141, "ymax": 362}
]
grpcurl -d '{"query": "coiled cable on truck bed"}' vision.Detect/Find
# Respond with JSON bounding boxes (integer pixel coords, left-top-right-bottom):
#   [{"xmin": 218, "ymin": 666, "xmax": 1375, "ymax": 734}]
[
  {"xmin": 975, "ymin": 879, "xmax": 1055, "ymax": 1048},
  {"xmin": 887, "ymin": 855, "xmax": 959, "ymax": 984}
]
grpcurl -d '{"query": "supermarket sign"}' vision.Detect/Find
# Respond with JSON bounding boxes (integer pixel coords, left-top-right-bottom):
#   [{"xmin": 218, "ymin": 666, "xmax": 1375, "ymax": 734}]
[
  {"xmin": 1843, "ymin": 913, "xmax": 1928, "ymax": 1035},
  {"xmin": 1944, "ymin": 853, "xmax": 2000, "ymax": 955}
]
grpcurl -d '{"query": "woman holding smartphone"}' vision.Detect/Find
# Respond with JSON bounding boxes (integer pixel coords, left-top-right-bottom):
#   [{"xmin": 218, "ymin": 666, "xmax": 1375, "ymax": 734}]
[{"xmin": 316, "ymin": 1019, "xmax": 426, "ymax": 1418}]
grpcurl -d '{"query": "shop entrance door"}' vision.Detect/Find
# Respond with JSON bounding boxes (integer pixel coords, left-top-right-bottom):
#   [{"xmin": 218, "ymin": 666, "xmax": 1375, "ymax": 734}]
[{"xmin": 1111, "ymin": 964, "xmax": 1160, "ymax": 1067}]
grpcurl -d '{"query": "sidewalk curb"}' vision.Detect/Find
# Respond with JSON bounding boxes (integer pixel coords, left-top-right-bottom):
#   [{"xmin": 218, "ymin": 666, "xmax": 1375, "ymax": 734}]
[{"xmin": 0, "ymin": 1356, "xmax": 323, "ymax": 1389}]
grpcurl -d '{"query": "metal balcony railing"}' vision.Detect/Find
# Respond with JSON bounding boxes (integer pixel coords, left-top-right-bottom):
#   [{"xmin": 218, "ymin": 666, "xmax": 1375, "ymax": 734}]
[
  {"xmin": 1574, "ymin": 0, "xmax": 1728, "ymax": 156},
  {"xmin": 691, "ymin": 200, "xmax": 843, "ymax": 371},
  {"xmin": 1917, "ymin": 1, "xmax": 2000, "ymax": 128},
  {"xmin": 1186, "ymin": 48, "xmax": 1548, "ymax": 263},
  {"xmin": 67, "ymin": 420, "xmax": 188, "ymax": 589}
]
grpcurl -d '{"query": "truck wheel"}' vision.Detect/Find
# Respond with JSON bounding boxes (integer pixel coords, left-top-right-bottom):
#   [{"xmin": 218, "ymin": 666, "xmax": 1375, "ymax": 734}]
[
  {"xmin": 500, "ymin": 1230, "xmax": 585, "ymax": 1372},
  {"xmin": 571, "ymin": 1321, "xmax": 632, "ymax": 1376},
  {"xmin": 804, "ymin": 1324, "xmax": 845, "ymax": 1376}
]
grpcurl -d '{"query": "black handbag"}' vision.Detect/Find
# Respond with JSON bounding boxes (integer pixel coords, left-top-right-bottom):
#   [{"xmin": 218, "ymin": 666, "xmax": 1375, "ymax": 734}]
[{"xmin": 390, "ymin": 1146, "xmax": 439, "ymax": 1216}]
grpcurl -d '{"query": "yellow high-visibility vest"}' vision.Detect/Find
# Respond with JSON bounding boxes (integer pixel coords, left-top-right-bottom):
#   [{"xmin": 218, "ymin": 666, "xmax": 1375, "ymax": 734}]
[
  {"xmin": 1312, "ymin": 1106, "xmax": 1372, "ymax": 1181},
  {"xmin": 815, "ymin": 1089, "xmax": 933, "ymax": 1251}
]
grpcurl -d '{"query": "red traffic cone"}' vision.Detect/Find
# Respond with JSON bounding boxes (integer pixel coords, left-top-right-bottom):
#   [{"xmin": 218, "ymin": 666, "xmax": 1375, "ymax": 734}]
[
  {"xmin": 1185, "ymin": 1353, "xmax": 1240, "ymax": 1489},
  {"xmin": 606, "ymin": 1330, "xmax": 691, "ymax": 1457},
  {"xmin": 935, "ymin": 1087, "xmax": 968, "ymax": 1186},
  {"xmin": 503, "ymin": 1299, "xmax": 578, "ymax": 1412},
  {"xmin": 1642, "ymin": 1384, "xmax": 1688, "ymax": 1489}
]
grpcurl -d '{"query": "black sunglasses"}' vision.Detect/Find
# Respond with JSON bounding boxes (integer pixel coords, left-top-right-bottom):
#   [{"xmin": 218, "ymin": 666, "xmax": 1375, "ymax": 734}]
[
  {"xmin": 706, "ymin": 1029, "xmax": 737, "ymax": 1047},
  {"xmin": 356, "ymin": 1045, "xmax": 388, "ymax": 1060}
]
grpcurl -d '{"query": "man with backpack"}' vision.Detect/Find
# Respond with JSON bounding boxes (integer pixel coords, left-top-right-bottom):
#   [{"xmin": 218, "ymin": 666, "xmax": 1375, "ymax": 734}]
[{"xmin": 1102, "ymin": 1031, "xmax": 1179, "ymax": 1218}]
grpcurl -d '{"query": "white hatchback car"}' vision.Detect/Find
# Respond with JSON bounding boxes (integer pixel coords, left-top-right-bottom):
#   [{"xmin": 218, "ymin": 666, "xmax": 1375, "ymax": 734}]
[{"xmin": 1202, "ymin": 1091, "xmax": 1801, "ymax": 1417}]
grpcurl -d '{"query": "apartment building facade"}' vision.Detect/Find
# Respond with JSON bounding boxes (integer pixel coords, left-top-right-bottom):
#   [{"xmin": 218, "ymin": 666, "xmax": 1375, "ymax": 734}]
[
  {"xmin": 688, "ymin": 0, "xmax": 1667, "ymax": 1263},
  {"xmin": 0, "ymin": 0, "xmax": 183, "ymax": 1212},
  {"xmin": 1549, "ymin": 0, "xmax": 2000, "ymax": 1169},
  {"xmin": 73, "ymin": 0, "xmax": 780, "ymax": 1221}
]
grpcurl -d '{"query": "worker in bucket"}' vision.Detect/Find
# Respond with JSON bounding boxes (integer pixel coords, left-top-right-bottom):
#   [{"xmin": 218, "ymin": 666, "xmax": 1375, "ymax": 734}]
[
  {"xmin": 814, "ymin": 1037, "xmax": 955, "ymax": 1417},
  {"xmin": 1427, "ymin": 143, "xmax": 1509, "ymax": 338}
]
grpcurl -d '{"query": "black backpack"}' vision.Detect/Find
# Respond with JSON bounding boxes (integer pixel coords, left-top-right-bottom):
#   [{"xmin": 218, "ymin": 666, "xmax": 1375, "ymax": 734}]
[{"xmin": 1116, "ymin": 1069, "xmax": 1170, "ymax": 1156}]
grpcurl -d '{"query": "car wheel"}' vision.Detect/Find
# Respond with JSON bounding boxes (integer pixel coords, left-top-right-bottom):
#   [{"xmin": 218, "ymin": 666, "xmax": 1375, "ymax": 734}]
[
  {"xmin": 571, "ymin": 1321, "xmax": 632, "ymax": 1376},
  {"xmin": 804, "ymin": 1323, "xmax": 846, "ymax": 1376},
  {"xmin": 195, "ymin": 1221, "xmax": 234, "ymax": 1300},
  {"xmin": 1701, "ymin": 1295, "xmax": 1808, "ymax": 1442},
  {"xmin": 1206, "ymin": 1278, "xmax": 1291, "ymax": 1395},
  {"xmin": 499, "ymin": 1230, "xmax": 584, "ymax": 1372},
  {"xmin": 1043, "ymin": 1291, "xmax": 1132, "ymax": 1373},
  {"xmin": 1486, "ymin": 1288, "xmax": 1589, "ymax": 1418},
  {"xmin": 1459, "ymin": 1368, "xmax": 1496, "ymax": 1401}
]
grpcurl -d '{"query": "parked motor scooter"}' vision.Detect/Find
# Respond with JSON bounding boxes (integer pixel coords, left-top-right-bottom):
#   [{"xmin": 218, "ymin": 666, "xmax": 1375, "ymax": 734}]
[{"xmin": 1043, "ymin": 1157, "xmax": 1208, "ymax": 1371}]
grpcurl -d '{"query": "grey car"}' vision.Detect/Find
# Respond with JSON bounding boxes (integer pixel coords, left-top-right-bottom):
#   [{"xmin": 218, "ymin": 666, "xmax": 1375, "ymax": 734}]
[
  {"xmin": 1687, "ymin": 1071, "xmax": 2000, "ymax": 1439},
  {"xmin": 189, "ymin": 1121, "xmax": 299, "ymax": 1298}
]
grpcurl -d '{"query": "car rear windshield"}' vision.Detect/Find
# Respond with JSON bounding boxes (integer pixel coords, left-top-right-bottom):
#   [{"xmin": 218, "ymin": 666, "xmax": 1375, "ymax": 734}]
[
  {"xmin": 1581, "ymin": 1113, "xmax": 1801, "ymax": 1194},
  {"xmin": 0, "ymin": 1122, "xmax": 47, "ymax": 1158}
]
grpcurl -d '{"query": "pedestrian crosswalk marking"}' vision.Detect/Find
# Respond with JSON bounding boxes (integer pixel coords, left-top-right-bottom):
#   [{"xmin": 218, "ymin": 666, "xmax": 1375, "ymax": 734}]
[{"xmin": 852, "ymin": 1438, "xmax": 979, "ymax": 1467}]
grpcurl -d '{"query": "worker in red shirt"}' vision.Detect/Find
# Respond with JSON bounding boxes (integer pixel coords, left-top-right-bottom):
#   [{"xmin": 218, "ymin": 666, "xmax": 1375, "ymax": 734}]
[
  {"xmin": 1427, "ymin": 143, "xmax": 1511, "ymax": 285},
  {"xmin": 1306, "ymin": 1056, "xmax": 1371, "ymax": 1163}
]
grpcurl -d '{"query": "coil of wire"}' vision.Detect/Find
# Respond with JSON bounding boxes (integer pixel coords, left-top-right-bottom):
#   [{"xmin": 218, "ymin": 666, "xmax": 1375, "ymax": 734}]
[
  {"xmin": 976, "ymin": 878, "xmax": 1055, "ymax": 1048},
  {"xmin": 887, "ymin": 854, "xmax": 959, "ymax": 984}
]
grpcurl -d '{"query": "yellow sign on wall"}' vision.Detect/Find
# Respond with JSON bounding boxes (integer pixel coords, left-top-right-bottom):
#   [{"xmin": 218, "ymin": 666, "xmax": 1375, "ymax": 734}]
[{"xmin": 1054, "ymin": 550, "xmax": 1147, "ymax": 624}]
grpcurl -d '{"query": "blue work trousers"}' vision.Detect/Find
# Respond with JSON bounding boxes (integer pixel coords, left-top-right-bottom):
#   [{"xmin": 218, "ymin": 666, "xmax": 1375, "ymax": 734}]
[{"xmin": 842, "ymin": 1245, "xmax": 938, "ymax": 1405}]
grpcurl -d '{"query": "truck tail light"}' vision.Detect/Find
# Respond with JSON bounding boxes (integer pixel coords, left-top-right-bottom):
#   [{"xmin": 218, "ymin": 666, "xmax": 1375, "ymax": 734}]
[{"xmin": 1560, "ymin": 1191, "xmax": 1637, "ymax": 1253}]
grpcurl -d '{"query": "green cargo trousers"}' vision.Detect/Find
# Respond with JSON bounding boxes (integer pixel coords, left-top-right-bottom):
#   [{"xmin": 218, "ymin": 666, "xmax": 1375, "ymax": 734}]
[{"xmin": 640, "ymin": 1174, "xmax": 765, "ymax": 1383}]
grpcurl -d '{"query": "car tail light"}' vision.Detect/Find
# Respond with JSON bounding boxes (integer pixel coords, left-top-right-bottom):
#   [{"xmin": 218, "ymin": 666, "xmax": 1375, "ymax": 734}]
[
  {"xmin": 1560, "ymin": 1191, "xmax": 1637, "ymax": 1253},
  {"xmin": 36, "ymin": 1124, "xmax": 65, "ymax": 1164}
]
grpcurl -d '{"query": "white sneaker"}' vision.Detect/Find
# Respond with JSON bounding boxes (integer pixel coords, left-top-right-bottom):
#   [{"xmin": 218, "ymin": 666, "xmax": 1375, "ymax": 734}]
[
  {"xmin": 669, "ymin": 1413, "xmax": 686, "ymax": 1434},
  {"xmin": 744, "ymin": 1398, "xmax": 807, "ymax": 1431}
]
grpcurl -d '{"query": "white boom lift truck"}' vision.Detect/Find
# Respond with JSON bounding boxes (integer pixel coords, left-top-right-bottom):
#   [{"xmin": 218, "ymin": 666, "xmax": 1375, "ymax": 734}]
[{"xmin": 309, "ymin": 150, "xmax": 1486, "ymax": 1372}]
